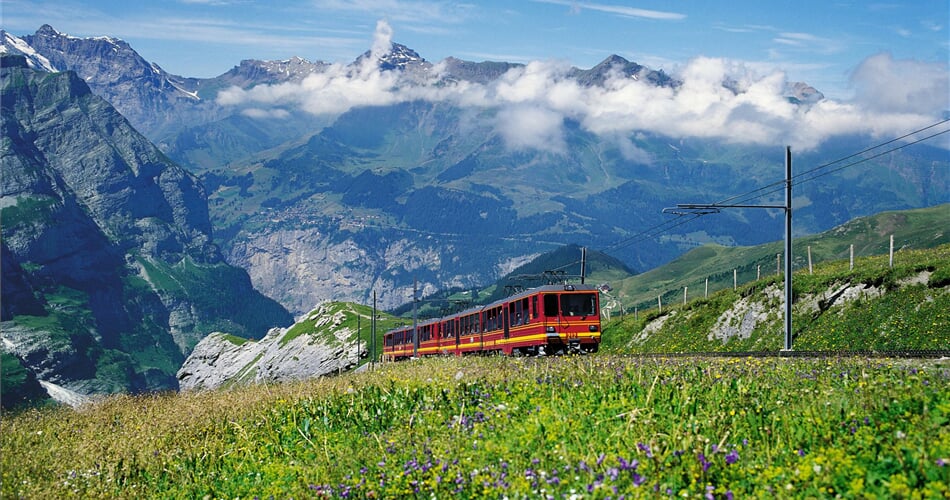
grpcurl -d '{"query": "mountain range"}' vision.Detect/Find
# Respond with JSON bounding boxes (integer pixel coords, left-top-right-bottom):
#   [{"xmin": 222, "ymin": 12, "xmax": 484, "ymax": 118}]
[
  {"xmin": 1, "ymin": 24, "xmax": 947, "ymax": 402},
  {"xmin": 1, "ymin": 53, "xmax": 291, "ymax": 399}
]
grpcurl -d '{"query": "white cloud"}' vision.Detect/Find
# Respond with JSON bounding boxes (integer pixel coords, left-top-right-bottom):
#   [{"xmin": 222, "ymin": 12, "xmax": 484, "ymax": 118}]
[
  {"xmin": 849, "ymin": 52, "xmax": 949, "ymax": 114},
  {"xmin": 217, "ymin": 23, "xmax": 950, "ymax": 153},
  {"xmin": 533, "ymin": 0, "xmax": 686, "ymax": 21},
  {"xmin": 494, "ymin": 105, "xmax": 567, "ymax": 152}
]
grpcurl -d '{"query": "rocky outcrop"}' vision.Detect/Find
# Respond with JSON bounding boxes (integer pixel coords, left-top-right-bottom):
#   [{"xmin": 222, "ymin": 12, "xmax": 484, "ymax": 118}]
[{"xmin": 178, "ymin": 302, "xmax": 366, "ymax": 391}]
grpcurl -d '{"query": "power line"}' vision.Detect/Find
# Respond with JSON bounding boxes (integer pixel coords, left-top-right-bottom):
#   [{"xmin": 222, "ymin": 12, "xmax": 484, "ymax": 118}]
[
  {"xmin": 516, "ymin": 119, "xmax": 949, "ymax": 276},
  {"xmin": 714, "ymin": 119, "xmax": 950, "ymax": 209}
]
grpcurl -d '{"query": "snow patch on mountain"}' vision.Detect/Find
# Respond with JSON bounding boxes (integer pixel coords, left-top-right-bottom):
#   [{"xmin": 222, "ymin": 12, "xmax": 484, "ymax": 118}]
[{"xmin": 1, "ymin": 30, "xmax": 57, "ymax": 72}]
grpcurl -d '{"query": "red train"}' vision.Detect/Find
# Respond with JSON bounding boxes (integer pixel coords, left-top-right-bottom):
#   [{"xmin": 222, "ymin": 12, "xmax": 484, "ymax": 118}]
[{"xmin": 383, "ymin": 284, "xmax": 601, "ymax": 360}]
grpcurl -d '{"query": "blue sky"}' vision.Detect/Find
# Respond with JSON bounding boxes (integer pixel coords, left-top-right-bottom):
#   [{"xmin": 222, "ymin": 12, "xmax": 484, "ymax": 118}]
[
  {"xmin": 2, "ymin": 0, "xmax": 947, "ymax": 100},
  {"xmin": 3, "ymin": 0, "xmax": 948, "ymax": 151}
]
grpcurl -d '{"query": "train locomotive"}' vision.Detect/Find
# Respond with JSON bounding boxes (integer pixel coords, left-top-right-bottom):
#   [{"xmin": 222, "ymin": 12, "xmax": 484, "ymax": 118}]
[{"xmin": 383, "ymin": 283, "xmax": 601, "ymax": 360}]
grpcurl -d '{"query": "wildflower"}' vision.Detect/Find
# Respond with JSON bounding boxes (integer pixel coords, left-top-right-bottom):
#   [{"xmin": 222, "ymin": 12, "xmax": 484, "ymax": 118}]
[
  {"xmin": 607, "ymin": 467, "xmax": 620, "ymax": 481},
  {"xmin": 697, "ymin": 453, "xmax": 711, "ymax": 473},
  {"xmin": 725, "ymin": 449, "xmax": 739, "ymax": 465},
  {"xmin": 936, "ymin": 458, "xmax": 948, "ymax": 467}
]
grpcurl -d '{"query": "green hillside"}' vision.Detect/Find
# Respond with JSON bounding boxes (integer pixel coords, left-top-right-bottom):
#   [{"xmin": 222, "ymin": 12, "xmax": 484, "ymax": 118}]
[
  {"xmin": 602, "ymin": 243, "xmax": 950, "ymax": 353},
  {"xmin": 612, "ymin": 203, "xmax": 949, "ymax": 312}
]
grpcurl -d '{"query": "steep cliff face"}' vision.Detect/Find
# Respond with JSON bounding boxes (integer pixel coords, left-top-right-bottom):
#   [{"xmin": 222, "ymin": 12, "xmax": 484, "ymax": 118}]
[
  {"xmin": 225, "ymin": 229, "xmax": 461, "ymax": 312},
  {"xmin": 0, "ymin": 54, "xmax": 292, "ymax": 401},
  {"xmin": 20, "ymin": 25, "xmax": 214, "ymax": 138}
]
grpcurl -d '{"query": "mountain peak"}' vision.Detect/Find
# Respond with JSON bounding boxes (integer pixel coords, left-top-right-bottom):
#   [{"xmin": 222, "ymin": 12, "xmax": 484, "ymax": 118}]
[
  {"xmin": 1, "ymin": 29, "xmax": 58, "ymax": 72},
  {"xmin": 570, "ymin": 54, "xmax": 675, "ymax": 88},
  {"xmin": 36, "ymin": 24, "xmax": 59, "ymax": 36},
  {"xmin": 356, "ymin": 42, "xmax": 429, "ymax": 71}
]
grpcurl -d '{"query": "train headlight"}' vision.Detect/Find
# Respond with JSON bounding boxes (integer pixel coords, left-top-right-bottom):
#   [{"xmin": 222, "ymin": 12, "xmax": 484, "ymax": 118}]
[
  {"xmin": 546, "ymin": 326, "xmax": 556, "ymax": 333},
  {"xmin": 589, "ymin": 325, "xmax": 598, "ymax": 332}
]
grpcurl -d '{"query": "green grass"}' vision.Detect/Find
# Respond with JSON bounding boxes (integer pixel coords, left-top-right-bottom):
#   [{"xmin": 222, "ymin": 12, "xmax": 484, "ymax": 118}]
[
  {"xmin": 0, "ymin": 195, "xmax": 58, "ymax": 228},
  {"xmin": 603, "ymin": 244, "xmax": 950, "ymax": 354},
  {"xmin": 2, "ymin": 356, "xmax": 948, "ymax": 498},
  {"xmin": 615, "ymin": 204, "xmax": 950, "ymax": 312},
  {"xmin": 274, "ymin": 303, "xmax": 404, "ymax": 358}
]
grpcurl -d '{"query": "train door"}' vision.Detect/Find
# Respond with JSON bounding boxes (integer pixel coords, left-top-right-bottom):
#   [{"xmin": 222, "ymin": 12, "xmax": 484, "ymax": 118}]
[{"xmin": 503, "ymin": 306, "xmax": 510, "ymax": 339}]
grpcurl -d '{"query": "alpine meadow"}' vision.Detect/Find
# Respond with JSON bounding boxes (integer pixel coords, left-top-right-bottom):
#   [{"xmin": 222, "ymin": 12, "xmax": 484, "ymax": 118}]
[{"xmin": 2, "ymin": 3, "xmax": 949, "ymax": 497}]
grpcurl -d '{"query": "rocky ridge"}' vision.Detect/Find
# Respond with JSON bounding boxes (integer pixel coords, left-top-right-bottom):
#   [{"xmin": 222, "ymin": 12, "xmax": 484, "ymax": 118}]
[
  {"xmin": 1, "ymin": 53, "xmax": 292, "ymax": 401},
  {"xmin": 178, "ymin": 302, "xmax": 366, "ymax": 391}
]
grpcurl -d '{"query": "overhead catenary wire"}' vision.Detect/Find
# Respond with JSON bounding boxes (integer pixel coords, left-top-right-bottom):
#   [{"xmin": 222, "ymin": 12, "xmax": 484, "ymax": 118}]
[
  {"xmin": 712, "ymin": 119, "xmax": 950, "ymax": 209},
  {"xmin": 568, "ymin": 118, "xmax": 950, "ymax": 270}
]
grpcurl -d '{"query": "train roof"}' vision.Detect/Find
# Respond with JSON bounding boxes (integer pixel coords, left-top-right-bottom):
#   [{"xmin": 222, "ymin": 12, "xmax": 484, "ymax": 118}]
[{"xmin": 383, "ymin": 283, "xmax": 599, "ymax": 334}]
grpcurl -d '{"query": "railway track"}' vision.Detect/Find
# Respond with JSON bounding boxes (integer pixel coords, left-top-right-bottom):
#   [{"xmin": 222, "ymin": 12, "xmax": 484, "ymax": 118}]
[{"xmin": 627, "ymin": 349, "xmax": 950, "ymax": 359}]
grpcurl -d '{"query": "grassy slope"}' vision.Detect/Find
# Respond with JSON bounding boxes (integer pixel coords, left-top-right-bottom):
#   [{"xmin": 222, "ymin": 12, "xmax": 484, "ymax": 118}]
[
  {"xmin": 614, "ymin": 204, "xmax": 949, "ymax": 311},
  {"xmin": 277, "ymin": 302, "xmax": 405, "ymax": 356},
  {"xmin": 601, "ymin": 243, "xmax": 950, "ymax": 354},
  {"xmin": 2, "ymin": 356, "xmax": 947, "ymax": 498}
]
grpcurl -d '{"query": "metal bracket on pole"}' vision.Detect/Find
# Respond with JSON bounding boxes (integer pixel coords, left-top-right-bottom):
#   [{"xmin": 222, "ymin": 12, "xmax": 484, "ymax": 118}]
[{"xmin": 664, "ymin": 147, "xmax": 794, "ymax": 351}]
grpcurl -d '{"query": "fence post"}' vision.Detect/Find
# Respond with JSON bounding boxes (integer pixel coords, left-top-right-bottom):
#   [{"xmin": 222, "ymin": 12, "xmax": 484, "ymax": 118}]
[
  {"xmin": 734, "ymin": 269, "xmax": 738, "ymax": 290},
  {"xmin": 889, "ymin": 234, "xmax": 894, "ymax": 268},
  {"xmin": 757, "ymin": 265, "xmax": 761, "ymax": 281},
  {"xmin": 683, "ymin": 286, "xmax": 688, "ymax": 305},
  {"xmin": 776, "ymin": 253, "xmax": 781, "ymax": 275},
  {"xmin": 808, "ymin": 246, "xmax": 813, "ymax": 275},
  {"xmin": 705, "ymin": 278, "xmax": 709, "ymax": 299},
  {"xmin": 658, "ymin": 295, "xmax": 662, "ymax": 314},
  {"xmin": 850, "ymin": 244, "xmax": 854, "ymax": 271}
]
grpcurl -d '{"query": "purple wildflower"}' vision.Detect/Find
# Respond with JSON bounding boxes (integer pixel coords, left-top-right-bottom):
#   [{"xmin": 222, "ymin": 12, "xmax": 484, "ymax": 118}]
[
  {"xmin": 725, "ymin": 449, "xmax": 739, "ymax": 465},
  {"xmin": 698, "ymin": 453, "xmax": 711, "ymax": 473},
  {"xmin": 607, "ymin": 467, "xmax": 620, "ymax": 481}
]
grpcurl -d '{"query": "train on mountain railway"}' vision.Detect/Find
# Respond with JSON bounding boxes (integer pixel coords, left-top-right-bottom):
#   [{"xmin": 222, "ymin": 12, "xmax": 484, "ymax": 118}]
[{"xmin": 383, "ymin": 283, "xmax": 601, "ymax": 360}]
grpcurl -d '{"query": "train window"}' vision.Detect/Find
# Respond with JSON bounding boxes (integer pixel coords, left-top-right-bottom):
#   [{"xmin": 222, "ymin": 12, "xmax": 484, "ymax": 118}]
[
  {"xmin": 521, "ymin": 298, "xmax": 529, "ymax": 324},
  {"xmin": 561, "ymin": 293, "xmax": 597, "ymax": 317},
  {"xmin": 543, "ymin": 294, "xmax": 559, "ymax": 317},
  {"xmin": 532, "ymin": 295, "xmax": 538, "ymax": 319}
]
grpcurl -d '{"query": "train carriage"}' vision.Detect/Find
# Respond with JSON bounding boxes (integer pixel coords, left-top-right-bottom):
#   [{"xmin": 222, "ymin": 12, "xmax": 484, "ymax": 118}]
[{"xmin": 382, "ymin": 284, "xmax": 600, "ymax": 361}]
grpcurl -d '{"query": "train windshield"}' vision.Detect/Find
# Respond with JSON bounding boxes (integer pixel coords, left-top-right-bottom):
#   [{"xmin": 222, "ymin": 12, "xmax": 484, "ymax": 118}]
[{"xmin": 561, "ymin": 293, "xmax": 597, "ymax": 317}]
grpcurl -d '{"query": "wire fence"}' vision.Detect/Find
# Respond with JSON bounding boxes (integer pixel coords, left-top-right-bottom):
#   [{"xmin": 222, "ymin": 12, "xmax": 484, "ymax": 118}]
[{"xmin": 601, "ymin": 234, "xmax": 915, "ymax": 321}]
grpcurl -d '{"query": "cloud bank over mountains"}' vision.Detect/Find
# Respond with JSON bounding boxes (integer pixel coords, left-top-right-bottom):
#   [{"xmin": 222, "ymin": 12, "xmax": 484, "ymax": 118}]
[{"xmin": 217, "ymin": 21, "xmax": 949, "ymax": 153}]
